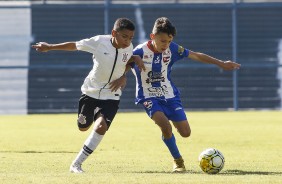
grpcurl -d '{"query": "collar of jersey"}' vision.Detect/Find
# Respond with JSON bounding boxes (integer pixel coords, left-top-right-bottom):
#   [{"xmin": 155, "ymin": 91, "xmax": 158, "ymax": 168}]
[{"xmin": 147, "ymin": 40, "xmax": 161, "ymax": 53}]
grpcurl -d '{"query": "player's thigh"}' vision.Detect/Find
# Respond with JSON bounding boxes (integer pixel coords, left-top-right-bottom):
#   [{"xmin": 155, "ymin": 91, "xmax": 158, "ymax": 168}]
[
  {"xmin": 172, "ymin": 120, "xmax": 191, "ymax": 138},
  {"xmin": 143, "ymin": 99, "xmax": 172, "ymax": 135},
  {"xmin": 94, "ymin": 99, "xmax": 120, "ymax": 130},
  {"xmin": 152, "ymin": 111, "xmax": 172, "ymax": 132},
  {"xmin": 152, "ymin": 111, "xmax": 169, "ymax": 124}
]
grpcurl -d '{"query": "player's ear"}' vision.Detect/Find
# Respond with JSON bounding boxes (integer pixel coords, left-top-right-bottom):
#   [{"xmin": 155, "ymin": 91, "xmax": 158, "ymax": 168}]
[
  {"xmin": 150, "ymin": 33, "xmax": 155, "ymax": 40},
  {"xmin": 112, "ymin": 30, "xmax": 117, "ymax": 37}
]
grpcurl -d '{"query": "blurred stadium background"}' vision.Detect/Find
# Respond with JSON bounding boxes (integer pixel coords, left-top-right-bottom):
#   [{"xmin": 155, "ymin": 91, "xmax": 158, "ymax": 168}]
[{"xmin": 0, "ymin": 0, "xmax": 282, "ymax": 114}]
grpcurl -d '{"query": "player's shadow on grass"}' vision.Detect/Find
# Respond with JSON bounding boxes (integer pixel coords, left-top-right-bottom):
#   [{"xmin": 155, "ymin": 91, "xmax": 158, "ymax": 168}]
[{"xmin": 222, "ymin": 170, "xmax": 282, "ymax": 175}]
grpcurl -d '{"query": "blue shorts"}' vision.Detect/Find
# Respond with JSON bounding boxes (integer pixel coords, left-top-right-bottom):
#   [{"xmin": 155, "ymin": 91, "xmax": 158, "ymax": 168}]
[{"xmin": 142, "ymin": 98, "xmax": 187, "ymax": 122}]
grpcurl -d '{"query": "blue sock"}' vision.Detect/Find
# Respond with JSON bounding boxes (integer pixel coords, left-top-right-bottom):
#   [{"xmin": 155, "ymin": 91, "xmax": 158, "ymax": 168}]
[{"xmin": 162, "ymin": 133, "xmax": 181, "ymax": 159}]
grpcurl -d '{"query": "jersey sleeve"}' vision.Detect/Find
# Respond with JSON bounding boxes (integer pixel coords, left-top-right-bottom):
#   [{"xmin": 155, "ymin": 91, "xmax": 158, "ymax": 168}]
[
  {"xmin": 130, "ymin": 46, "xmax": 144, "ymax": 68},
  {"xmin": 133, "ymin": 46, "xmax": 144, "ymax": 57},
  {"xmin": 170, "ymin": 42, "xmax": 189, "ymax": 62},
  {"xmin": 76, "ymin": 35, "xmax": 100, "ymax": 54}
]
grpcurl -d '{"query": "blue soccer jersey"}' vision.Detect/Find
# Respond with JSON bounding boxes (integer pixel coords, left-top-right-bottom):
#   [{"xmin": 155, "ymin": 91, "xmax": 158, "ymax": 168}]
[{"xmin": 132, "ymin": 41, "xmax": 189, "ymax": 104}]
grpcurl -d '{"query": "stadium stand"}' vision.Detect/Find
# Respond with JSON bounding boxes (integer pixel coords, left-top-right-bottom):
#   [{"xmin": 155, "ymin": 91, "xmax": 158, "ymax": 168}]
[
  {"xmin": 27, "ymin": 2, "xmax": 282, "ymax": 113},
  {"xmin": 0, "ymin": 1, "xmax": 281, "ymax": 113}
]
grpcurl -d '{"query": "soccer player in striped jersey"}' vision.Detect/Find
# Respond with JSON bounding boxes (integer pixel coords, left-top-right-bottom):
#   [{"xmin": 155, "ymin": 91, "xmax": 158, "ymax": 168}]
[{"xmin": 130, "ymin": 17, "xmax": 240, "ymax": 172}]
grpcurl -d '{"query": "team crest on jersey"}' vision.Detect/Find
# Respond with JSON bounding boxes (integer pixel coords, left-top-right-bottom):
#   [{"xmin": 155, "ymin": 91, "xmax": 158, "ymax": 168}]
[
  {"xmin": 178, "ymin": 45, "xmax": 185, "ymax": 55},
  {"xmin": 143, "ymin": 100, "xmax": 153, "ymax": 109},
  {"xmin": 122, "ymin": 53, "xmax": 129, "ymax": 62}
]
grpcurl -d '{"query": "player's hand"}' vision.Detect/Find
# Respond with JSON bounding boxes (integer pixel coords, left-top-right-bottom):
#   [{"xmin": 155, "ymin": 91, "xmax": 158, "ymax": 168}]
[
  {"xmin": 31, "ymin": 42, "xmax": 51, "ymax": 52},
  {"xmin": 109, "ymin": 75, "xmax": 127, "ymax": 92},
  {"xmin": 134, "ymin": 56, "xmax": 146, "ymax": 72},
  {"xmin": 219, "ymin": 61, "xmax": 241, "ymax": 70}
]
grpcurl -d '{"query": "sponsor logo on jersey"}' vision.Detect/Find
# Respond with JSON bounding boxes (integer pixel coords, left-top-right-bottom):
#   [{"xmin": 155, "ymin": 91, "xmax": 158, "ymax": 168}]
[
  {"xmin": 163, "ymin": 56, "xmax": 170, "ymax": 64},
  {"xmin": 146, "ymin": 77, "xmax": 165, "ymax": 83},
  {"xmin": 143, "ymin": 100, "xmax": 153, "ymax": 109},
  {"xmin": 144, "ymin": 54, "xmax": 153, "ymax": 59},
  {"xmin": 143, "ymin": 54, "xmax": 153, "ymax": 64},
  {"xmin": 143, "ymin": 61, "xmax": 152, "ymax": 65},
  {"xmin": 162, "ymin": 50, "xmax": 171, "ymax": 65},
  {"xmin": 146, "ymin": 71, "xmax": 165, "ymax": 83},
  {"xmin": 163, "ymin": 50, "xmax": 170, "ymax": 55},
  {"xmin": 148, "ymin": 85, "xmax": 168, "ymax": 97}
]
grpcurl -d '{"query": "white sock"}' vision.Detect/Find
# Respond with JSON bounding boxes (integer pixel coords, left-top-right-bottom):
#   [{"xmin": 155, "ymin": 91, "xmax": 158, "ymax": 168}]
[{"xmin": 73, "ymin": 130, "xmax": 104, "ymax": 165}]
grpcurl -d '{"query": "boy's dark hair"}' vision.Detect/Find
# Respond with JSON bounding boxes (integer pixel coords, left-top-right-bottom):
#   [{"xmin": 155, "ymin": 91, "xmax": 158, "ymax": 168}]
[
  {"xmin": 152, "ymin": 17, "xmax": 176, "ymax": 37},
  {"xmin": 113, "ymin": 18, "xmax": 135, "ymax": 31}
]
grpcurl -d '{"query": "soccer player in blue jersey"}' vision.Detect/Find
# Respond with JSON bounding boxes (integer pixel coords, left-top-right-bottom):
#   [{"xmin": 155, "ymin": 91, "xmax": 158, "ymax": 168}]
[{"xmin": 130, "ymin": 17, "xmax": 241, "ymax": 172}]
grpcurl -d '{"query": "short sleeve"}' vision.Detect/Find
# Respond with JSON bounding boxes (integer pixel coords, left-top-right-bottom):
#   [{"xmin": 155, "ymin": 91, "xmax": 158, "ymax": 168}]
[
  {"xmin": 133, "ymin": 46, "xmax": 144, "ymax": 58},
  {"xmin": 170, "ymin": 42, "xmax": 189, "ymax": 61},
  {"xmin": 76, "ymin": 35, "xmax": 100, "ymax": 54},
  {"xmin": 131, "ymin": 46, "xmax": 144, "ymax": 68}
]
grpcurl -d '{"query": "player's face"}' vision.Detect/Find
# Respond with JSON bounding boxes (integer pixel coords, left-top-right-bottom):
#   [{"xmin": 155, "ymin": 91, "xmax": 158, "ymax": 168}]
[
  {"xmin": 150, "ymin": 33, "xmax": 173, "ymax": 53},
  {"xmin": 112, "ymin": 29, "xmax": 134, "ymax": 49}
]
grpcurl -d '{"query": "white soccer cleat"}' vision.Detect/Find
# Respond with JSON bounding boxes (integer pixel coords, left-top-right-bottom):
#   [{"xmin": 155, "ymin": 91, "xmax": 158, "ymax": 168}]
[{"xmin": 70, "ymin": 162, "xmax": 84, "ymax": 173}]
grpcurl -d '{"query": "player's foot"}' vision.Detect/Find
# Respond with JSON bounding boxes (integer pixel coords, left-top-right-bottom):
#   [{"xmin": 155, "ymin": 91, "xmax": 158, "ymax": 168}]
[
  {"xmin": 70, "ymin": 162, "xmax": 84, "ymax": 173},
  {"xmin": 173, "ymin": 157, "xmax": 186, "ymax": 172}
]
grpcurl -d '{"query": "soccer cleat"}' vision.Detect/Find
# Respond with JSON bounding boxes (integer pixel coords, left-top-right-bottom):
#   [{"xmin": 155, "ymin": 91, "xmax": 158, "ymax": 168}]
[
  {"xmin": 173, "ymin": 157, "xmax": 186, "ymax": 172},
  {"xmin": 70, "ymin": 162, "xmax": 84, "ymax": 173}
]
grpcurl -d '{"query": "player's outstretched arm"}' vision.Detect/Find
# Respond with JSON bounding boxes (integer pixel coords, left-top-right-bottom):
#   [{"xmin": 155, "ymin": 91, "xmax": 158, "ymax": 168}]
[
  {"xmin": 31, "ymin": 42, "xmax": 77, "ymax": 52},
  {"xmin": 188, "ymin": 50, "xmax": 241, "ymax": 70}
]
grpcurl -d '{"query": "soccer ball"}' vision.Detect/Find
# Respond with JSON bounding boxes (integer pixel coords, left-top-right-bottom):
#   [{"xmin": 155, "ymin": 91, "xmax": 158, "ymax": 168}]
[{"xmin": 198, "ymin": 148, "xmax": 225, "ymax": 174}]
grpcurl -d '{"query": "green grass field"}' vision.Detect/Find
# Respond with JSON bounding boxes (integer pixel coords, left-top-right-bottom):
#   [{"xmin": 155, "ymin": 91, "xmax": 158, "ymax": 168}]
[{"xmin": 0, "ymin": 111, "xmax": 282, "ymax": 184}]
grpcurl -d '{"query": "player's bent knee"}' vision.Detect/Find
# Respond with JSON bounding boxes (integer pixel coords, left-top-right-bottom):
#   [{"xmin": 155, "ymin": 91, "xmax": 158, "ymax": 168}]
[
  {"xmin": 180, "ymin": 129, "xmax": 191, "ymax": 138},
  {"xmin": 93, "ymin": 120, "xmax": 108, "ymax": 135},
  {"xmin": 96, "ymin": 124, "xmax": 108, "ymax": 134}
]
